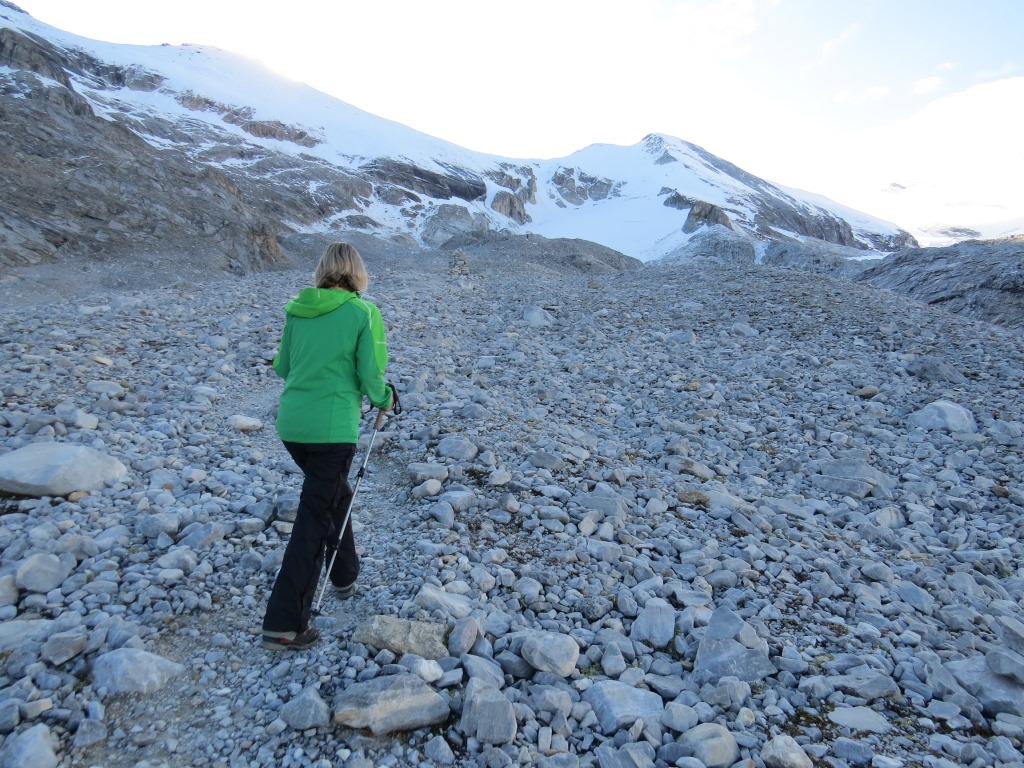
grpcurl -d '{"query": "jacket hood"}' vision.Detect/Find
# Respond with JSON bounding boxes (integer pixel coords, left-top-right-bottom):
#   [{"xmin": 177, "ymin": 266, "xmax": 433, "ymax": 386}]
[{"xmin": 284, "ymin": 288, "xmax": 359, "ymax": 318}]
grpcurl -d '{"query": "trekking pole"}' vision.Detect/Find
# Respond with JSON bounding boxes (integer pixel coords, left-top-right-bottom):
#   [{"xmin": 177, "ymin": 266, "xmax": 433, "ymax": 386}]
[{"xmin": 313, "ymin": 384, "xmax": 401, "ymax": 613}]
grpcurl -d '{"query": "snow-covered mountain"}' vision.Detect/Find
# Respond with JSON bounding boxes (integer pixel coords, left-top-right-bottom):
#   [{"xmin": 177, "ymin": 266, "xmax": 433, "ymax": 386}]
[{"xmin": 0, "ymin": 1, "xmax": 915, "ymax": 280}]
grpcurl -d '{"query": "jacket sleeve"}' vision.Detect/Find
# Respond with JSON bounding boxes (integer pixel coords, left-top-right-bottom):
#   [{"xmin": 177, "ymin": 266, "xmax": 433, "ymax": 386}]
[
  {"xmin": 356, "ymin": 302, "xmax": 392, "ymax": 409},
  {"xmin": 272, "ymin": 316, "xmax": 292, "ymax": 380}
]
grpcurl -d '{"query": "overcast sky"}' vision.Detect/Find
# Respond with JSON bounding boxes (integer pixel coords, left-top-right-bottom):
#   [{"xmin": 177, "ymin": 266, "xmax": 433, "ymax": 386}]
[{"xmin": 13, "ymin": 0, "xmax": 1024, "ymax": 241}]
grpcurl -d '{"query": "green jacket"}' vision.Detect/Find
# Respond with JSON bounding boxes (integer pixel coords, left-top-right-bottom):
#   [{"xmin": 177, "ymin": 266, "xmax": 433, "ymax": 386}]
[{"xmin": 273, "ymin": 287, "xmax": 392, "ymax": 443}]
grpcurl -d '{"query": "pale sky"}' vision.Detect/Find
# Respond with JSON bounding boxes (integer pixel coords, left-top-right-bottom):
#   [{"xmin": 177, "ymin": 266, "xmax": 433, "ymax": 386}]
[{"xmin": 12, "ymin": 0, "xmax": 1024, "ymax": 243}]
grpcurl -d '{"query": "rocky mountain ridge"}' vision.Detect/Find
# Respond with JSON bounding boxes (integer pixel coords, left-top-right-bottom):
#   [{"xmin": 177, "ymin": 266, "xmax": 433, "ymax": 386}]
[{"xmin": 0, "ymin": 1, "xmax": 914, "ymax": 299}]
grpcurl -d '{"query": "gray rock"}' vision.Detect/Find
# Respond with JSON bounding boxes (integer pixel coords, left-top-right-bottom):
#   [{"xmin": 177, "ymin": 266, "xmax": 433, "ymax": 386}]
[
  {"xmin": 352, "ymin": 615, "xmax": 451, "ymax": 660},
  {"xmin": 858, "ymin": 240, "xmax": 1024, "ymax": 330},
  {"xmin": 438, "ymin": 490, "xmax": 475, "ymax": 513},
  {"xmin": 177, "ymin": 521, "xmax": 228, "ymax": 550},
  {"xmin": 693, "ymin": 607, "xmax": 776, "ymax": 685},
  {"xmin": 520, "ymin": 631, "xmax": 580, "ymax": 676},
  {"xmin": 459, "ymin": 679, "xmax": 517, "ymax": 744},
  {"xmin": 525, "ymin": 306, "xmax": 554, "ymax": 327},
  {"xmin": 72, "ymin": 719, "xmax": 108, "ymax": 749},
  {"xmin": 228, "ymin": 414, "xmax": 262, "ymax": 432},
  {"xmin": 815, "ymin": 458, "xmax": 895, "ymax": 499},
  {"xmin": 629, "ymin": 597, "xmax": 676, "ymax": 648},
  {"xmin": 400, "ymin": 655, "xmax": 443, "ymax": 683},
  {"xmin": 909, "ymin": 401, "xmax": 978, "ymax": 433},
  {"xmin": 0, "ymin": 575, "xmax": 16, "ymax": 608},
  {"xmin": 414, "ymin": 583, "xmax": 472, "ymax": 619},
  {"xmin": 896, "ymin": 581, "xmax": 936, "ymax": 614},
  {"xmin": 408, "ymin": 463, "xmax": 449, "ymax": 483},
  {"xmin": 40, "ymin": 629, "xmax": 88, "ymax": 666},
  {"xmin": 0, "ymin": 442, "xmax": 126, "ymax": 496},
  {"xmin": 0, "ymin": 619, "xmax": 53, "ymax": 653},
  {"xmin": 947, "ymin": 655, "xmax": 1024, "ymax": 717},
  {"xmin": 662, "ymin": 701, "xmax": 699, "ymax": 733},
  {"xmin": 0, "ymin": 723, "xmax": 57, "ymax": 768},
  {"xmin": 601, "ymin": 644, "xmax": 627, "ymax": 677},
  {"xmin": 582, "ymin": 680, "xmax": 664, "ymax": 734},
  {"xmin": 333, "ymin": 674, "xmax": 449, "ymax": 735},
  {"xmin": 0, "ymin": 700, "xmax": 19, "ymax": 735},
  {"xmin": 462, "ymin": 654, "xmax": 506, "ymax": 689},
  {"xmin": 424, "ymin": 734, "xmax": 456, "ymax": 765},
  {"xmin": 135, "ymin": 511, "xmax": 182, "ymax": 539},
  {"xmin": 281, "ymin": 687, "xmax": 331, "ymax": 730},
  {"xmin": 436, "ymin": 436, "xmax": 478, "ymax": 461},
  {"xmin": 997, "ymin": 616, "xmax": 1024, "ymax": 656},
  {"xmin": 827, "ymin": 706, "xmax": 892, "ymax": 734},
  {"xmin": 155, "ymin": 547, "xmax": 198, "ymax": 572},
  {"xmin": 15, "ymin": 553, "xmax": 73, "ymax": 593},
  {"xmin": 831, "ymin": 673, "xmax": 900, "ymax": 702},
  {"xmin": 91, "ymin": 648, "xmax": 185, "ymax": 694},
  {"xmin": 447, "ymin": 616, "xmax": 480, "ymax": 657},
  {"xmin": 94, "ymin": 524, "xmax": 132, "ymax": 551},
  {"xmin": 595, "ymin": 742, "xmax": 656, "ymax": 768},
  {"xmin": 904, "ymin": 355, "xmax": 970, "ymax": 385},
  {"xmin": 679, "ymin": 723, "xmax": 739, "ymax": 768},
  {"xmin": 761, "ymin": 733, "xmax": 813, "ymax": 768}
]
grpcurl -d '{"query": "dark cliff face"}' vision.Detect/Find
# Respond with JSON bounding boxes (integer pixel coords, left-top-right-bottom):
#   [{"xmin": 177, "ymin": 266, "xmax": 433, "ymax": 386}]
[
  {"xmin": 0, "ymin": 27, "xmax": 287, "ymax": 278},
  {"xmin": 858, "ymin": 237, "xmax": 1024, "ymax": 330}
]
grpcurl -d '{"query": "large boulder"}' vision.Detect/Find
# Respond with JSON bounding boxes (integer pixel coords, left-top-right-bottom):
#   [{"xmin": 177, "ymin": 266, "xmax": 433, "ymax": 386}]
[
  {"xmin": 0, "ymin": 443, "xmax": 127, "ymax": 496},
  {"xmin": 91, "ymin": 649, "xmax": 185, "ymax": 694},
  {"xmin": 333, "ymin": 674, "xmax": 449, "ymax": 735}
]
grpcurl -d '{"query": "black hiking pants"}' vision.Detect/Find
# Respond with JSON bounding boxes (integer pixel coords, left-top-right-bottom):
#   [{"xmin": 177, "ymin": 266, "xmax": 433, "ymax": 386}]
[{"xmin": 262, "ymin": 441, "xmax": 359, "ymax": 634}]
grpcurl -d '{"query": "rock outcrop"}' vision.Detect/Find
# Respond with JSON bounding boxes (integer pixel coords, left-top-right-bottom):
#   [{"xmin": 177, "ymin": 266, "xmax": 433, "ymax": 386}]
[
  {"xmin": 364, "ymin": 159, "xmax": 486, "ymax": 203},
  {"xmin": 662, "ymin": 226, "xmax": 755, "ymax": 265},
  {"xmin": 858, "ymin": 236, "xmax": 1024, "ymax": 330},
  {"xmin": 442, "ymin": 232, "xmax": 643, "ymax": 275},
  {"xmin": 0, "ymin": 26, "xmax": 287, "ymax": 284},
  {"xmin": 550, "ymin": 167, "xmax": 618, "ymax": 206},
  {"xmin": 490, "ymin": 190, "xmax": 530, "ymax": 224}
]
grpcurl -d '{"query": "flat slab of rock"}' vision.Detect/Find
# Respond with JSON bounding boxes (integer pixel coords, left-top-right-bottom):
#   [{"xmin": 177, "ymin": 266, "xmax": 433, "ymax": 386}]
[
  {"xmin": 0, "ymin": 619, "xmax": 54, "ymax": 653},
  {"xmin": 91, "ymin": 648, "xmax": 185, "ymax": 694},
  {"xmin": 582, "ymin": 680, "xmax": 664, "ymax": 734},
  {"xmin": 413, "ymin": 583, "xmax": 472, "ymax": 620},
  {"xmin": 827, "ymin": 706, "xmax": 892, "ymax": 734},
  {"xmin": 333, "ymin": 673, "xmax": 450, "ymax": 735},
  {"xmin": 0, "ymin": 442, "xmax": 127, "ymax": 496},
  {"xmin": 351, "ymin": 615, "xmax": 450, "ymax": 660}
]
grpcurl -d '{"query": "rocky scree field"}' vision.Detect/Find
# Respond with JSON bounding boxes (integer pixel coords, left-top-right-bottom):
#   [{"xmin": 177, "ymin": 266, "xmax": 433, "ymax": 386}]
[{"xmin": 0, "ymin": 250, "xmax": 1023, "ymax": 768}]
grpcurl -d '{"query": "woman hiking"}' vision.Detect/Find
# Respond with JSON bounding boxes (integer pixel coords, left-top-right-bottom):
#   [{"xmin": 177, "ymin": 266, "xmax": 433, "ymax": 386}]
[{"xmin": 261, "ymin": 242, "xmax": 394, "ymax": 651}]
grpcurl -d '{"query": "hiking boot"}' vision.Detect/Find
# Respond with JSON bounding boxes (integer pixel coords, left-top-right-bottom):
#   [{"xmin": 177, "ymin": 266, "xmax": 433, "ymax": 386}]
[
  {"xmin": 334, "ymin": 580, "xmax": 356, "ymax": 600},
  {"xmin": 261, "ymin": 626, "xmax": 320, "ymax": 651}
]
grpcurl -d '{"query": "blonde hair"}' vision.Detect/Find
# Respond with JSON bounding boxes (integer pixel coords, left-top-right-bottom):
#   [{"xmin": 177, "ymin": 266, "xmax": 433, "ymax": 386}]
[{"xmin": 314, "ymin": 242, "xmax": 369, "ymax": 292}]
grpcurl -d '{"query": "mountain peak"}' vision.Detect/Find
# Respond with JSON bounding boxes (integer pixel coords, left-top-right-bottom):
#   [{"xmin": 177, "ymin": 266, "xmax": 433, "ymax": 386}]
[{"xmin": 0, "ymin": 6, "xmax": 916, "ymax": 280}]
